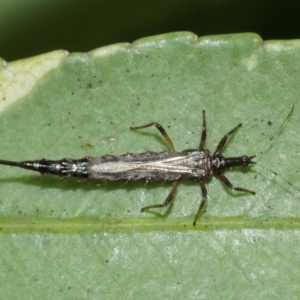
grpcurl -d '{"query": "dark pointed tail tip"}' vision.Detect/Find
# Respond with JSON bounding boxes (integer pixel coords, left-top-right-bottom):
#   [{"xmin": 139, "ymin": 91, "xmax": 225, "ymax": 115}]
[{"xmin": 0, "ymin": 159, "xmax": 22, "ymax": 167}]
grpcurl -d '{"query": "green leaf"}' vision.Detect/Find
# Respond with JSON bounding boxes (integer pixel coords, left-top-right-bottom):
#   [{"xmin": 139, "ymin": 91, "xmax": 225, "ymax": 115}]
[{"xmin": 0, "ymin": 32, "xmax": 300, "ymax": 299}]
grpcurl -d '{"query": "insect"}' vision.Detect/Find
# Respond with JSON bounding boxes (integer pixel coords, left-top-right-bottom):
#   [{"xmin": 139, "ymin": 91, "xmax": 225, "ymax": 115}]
[{"xmin": 0, "ymin": 107, "xmax": 295, "ymax": 225}]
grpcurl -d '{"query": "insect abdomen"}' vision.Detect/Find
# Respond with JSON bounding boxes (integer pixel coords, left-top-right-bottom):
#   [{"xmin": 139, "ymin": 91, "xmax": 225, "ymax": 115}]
[{"xmin": 16, "ymin": 158, "xmax": 91, "ymax": 178}]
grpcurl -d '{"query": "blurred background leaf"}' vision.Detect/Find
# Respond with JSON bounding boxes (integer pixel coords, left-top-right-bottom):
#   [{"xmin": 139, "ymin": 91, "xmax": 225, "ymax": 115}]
[{"xmin": 1, "ymin": 0, "xmax": 300, "ymax": 61}]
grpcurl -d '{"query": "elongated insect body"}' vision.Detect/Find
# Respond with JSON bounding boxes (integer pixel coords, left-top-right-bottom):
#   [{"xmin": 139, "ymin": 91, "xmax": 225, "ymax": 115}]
[
  {"xmin": 0, "ymin": 150, "xmax": 213, "ymax": 181},
  {"xmin": 0, "ymin": 107, "xmax": 294, "ymax": 225}
]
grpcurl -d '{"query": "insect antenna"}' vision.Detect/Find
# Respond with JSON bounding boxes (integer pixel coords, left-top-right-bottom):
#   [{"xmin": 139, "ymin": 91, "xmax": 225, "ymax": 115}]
[
  {"xmin": 256, "ymin": 103, "xmax": 294, "ymax": 157},
  {"xmin": 253, "ymin": 161, "xmax": 300, "ymax": 193},
  {"xmin": 269, "ymin": 104, "xmax": 294, "ymax": 142},
  {"xmin": 253, "ymin": 104, "xmax": 298, "ymax": 192}
]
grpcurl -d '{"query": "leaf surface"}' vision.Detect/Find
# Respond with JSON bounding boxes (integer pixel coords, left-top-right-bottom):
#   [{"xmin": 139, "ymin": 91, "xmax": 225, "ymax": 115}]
[{"xmin": 0, "ymin": 32, "xmax": 300, "ymax": 299}]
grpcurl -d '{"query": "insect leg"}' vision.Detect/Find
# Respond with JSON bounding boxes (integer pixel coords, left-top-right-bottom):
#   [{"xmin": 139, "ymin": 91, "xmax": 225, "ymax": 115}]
[
  {"xmin": 130, "ymin": 122, "xmax": 175, "ymax": 151},
  {"xmin": 141, "ymin": 181, "xmax": 178, "ymax": 212},
  {"xmin": 193, "ymin": 180, "xmax": 207, "ymax": 226},
  {"xmin": 218, "ymin": 173, "xmax": 255, "ymax": 194},
  {"xmin": 198, "ymin": 110, "xmax": 207, "ymax": 149},
  {"xmin": 215, "ymin": 123, "xmax": 242, "ymax": 154}
]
